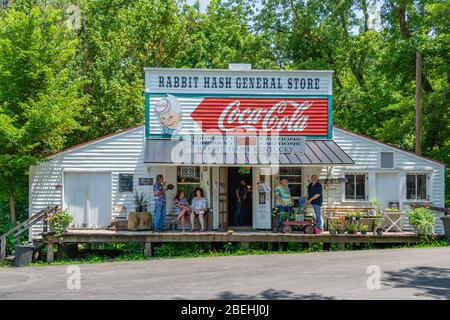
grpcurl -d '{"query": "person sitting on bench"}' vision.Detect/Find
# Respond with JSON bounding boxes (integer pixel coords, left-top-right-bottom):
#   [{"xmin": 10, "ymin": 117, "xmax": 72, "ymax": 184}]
[
  {"xmin": 190, "ymin": 187, "xmax": 208, "ymax": 232},
  {"xmin": 173, "ymin": 191, "xmax": 190, "ymax": 232}
]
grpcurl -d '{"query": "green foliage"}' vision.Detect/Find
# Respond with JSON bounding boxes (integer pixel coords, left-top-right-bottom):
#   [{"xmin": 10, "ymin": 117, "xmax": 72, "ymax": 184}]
[
  {"xmin": 328, "ymin": 219, "xmax": 339, "ymax": 230},
  {"xmin": 407, "ymin": 207, "xmax": 436, "ymax": 236},
  {"xmin": 370, "ymin": 198, "xmax": 382, "ymax": 215},
  {"xmin": 360, "ymin": 224, "xmax": 369, "ymax": 232},
  {"xmin": 346, "ymin": 222, "xmax": 358, "ymax": 233},
  {"xmin": 48, "ymin": 210, "xmax": 73, "ymax": 238}
]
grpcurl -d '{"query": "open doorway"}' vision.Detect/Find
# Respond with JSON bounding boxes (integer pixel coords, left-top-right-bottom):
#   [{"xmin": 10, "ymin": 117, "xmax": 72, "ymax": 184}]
[{"xmin": 227, "ymin": 167, "xmax": 252, "ymax": 227}]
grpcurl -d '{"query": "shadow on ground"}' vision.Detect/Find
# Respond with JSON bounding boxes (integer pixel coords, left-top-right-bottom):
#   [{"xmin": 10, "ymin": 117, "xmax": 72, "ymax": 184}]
[
  {"xmin": 216, "ymin": 289, "xmax": 334, "ymax": 300},
  {"xmin": 383, "ymin": 266, "xmax": 450, "ymax": 299}
]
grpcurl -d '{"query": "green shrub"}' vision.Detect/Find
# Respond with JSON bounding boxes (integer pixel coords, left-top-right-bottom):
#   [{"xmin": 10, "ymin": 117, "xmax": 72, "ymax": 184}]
[
  {"xmin": 48, "ymin": 209, "xmax": 73, "ymax": 238},
  {"xmin": 407, "ymin": 207, "xmax": 435, "ymax": 236}
]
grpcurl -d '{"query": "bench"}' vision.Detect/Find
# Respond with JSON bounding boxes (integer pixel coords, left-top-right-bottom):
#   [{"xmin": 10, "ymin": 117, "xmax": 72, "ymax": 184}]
[{"xmin": 166, "ymin": 208, "xmax": 212, "ymax": 231}]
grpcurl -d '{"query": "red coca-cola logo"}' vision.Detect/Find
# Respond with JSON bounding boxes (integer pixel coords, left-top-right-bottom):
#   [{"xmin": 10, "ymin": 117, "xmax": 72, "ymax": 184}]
[{"xmin": 191, "ymin": 97, "xmax": 328, "ymax": 136}]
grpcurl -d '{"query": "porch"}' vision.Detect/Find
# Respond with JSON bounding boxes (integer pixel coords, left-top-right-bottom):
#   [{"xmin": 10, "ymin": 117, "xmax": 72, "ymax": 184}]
[{"xmin": 41, "ymin": 228, "xmax": 440, "ymax": 262}]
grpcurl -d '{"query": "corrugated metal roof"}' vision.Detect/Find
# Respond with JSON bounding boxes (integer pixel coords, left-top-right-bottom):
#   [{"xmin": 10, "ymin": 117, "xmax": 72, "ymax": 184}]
[{"xmin": 144, "ymin": 138, "xmax": 354, "ymax": 165}]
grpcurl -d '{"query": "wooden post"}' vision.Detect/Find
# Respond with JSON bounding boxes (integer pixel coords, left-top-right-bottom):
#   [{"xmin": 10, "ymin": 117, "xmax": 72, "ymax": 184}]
[
  {"xmin": 46, "ymin": 241, "xmax": 54, "ymax": 263},
  {"xmin": 0, "ymin": 237, "xmax": 6, "ymax": 260},
  {"xmin": 144, "ymin": 242, "xmax": 152, "ymax": 257},
  {"xmin": 415, "ymin": 51, "xmax": 422, "ymax": 155},
  {"xmin": 240, "ymin": 242, "xmax": 249, "ymax": 250}
]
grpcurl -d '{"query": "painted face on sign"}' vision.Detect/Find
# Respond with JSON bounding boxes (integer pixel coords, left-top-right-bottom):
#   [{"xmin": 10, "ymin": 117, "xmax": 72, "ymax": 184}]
[
  {"xmin": 154, "ymin": 94, "xmax": 183, "ymax": 134},
  {"xmin": 160, "ymin": 112, "xmax": 182, "ymax": 129}
]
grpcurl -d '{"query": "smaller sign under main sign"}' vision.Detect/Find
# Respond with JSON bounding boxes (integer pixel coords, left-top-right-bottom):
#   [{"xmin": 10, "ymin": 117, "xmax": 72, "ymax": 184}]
[
  {"xmin": 190, "ymin": 135, "xmax": 306, "ymax": 155},
  {"xmin": 139, "ymin": 178, "xmax": 153, "ymax": 186}
]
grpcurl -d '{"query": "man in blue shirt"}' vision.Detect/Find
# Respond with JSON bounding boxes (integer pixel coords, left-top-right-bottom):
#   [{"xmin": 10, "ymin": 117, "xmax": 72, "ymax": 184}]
[
  {"xmin": 306, "ymin": 175, "xmax": 323, "ymax": 231},
  {"xmin": 153, "ymin": 174, "xmax": 167, "ymax": 231}
]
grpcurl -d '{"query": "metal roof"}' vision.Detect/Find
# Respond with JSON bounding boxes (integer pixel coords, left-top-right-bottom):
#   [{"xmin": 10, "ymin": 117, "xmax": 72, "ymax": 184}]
[{"xmin": 144, "ymin": 138, "xmax": 354, "ymax": 165}]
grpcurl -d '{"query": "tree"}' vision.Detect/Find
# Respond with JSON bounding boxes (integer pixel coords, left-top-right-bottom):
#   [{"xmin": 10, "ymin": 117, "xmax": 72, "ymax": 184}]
[{"xmin": 0, "ymin": 2, "xmax": 88, "ymax": 223}]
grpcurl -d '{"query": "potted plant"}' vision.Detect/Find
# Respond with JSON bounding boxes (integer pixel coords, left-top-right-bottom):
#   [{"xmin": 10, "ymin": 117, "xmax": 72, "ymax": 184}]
[
  {"xmin": 345, "ymin": 210, "xmax": 361, "ymax": 222},
  {"xmin": 48, "ymin": 209, "xmax": 73, "ymax": 238},
  {"xmin": 328, "ymin": 220, "xmax": 338, "ymax": 236},
  {"xmin": 336, "ymin": 215, "xmax": 346, "ymax": 234},
  {"xmin": 134, "ymin": 190, "xmax": 149, "ymax": 212},
  {"xmin": 373, "ymin": 217, "xmax": 384, "ymax": 235},
  {"xmin": 360, "ymin": 224, "xmax": 368, "ymax": 235},
  {"xmin": 370, "ymin": 198, "xmax": 382, "ymax": 215},
  {"xmin": 346, "ymin": 222, "xmax": 358, "ymax": 235},
  {"xmin": 407, "ymin": 207, "xmax": 435, "ymax": 236}
]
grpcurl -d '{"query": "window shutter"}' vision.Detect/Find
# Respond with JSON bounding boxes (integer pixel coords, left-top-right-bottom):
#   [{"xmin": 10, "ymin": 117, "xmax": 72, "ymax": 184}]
[{"xmin": 380, "ymin": 152, "xmax": 394, "ymax": 168}]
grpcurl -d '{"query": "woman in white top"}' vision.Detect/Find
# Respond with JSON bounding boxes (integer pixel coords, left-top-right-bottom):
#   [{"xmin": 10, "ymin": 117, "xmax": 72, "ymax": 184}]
[{"xmin": 190, "ymin": 187, "xmax": 208, "ymax": 232}]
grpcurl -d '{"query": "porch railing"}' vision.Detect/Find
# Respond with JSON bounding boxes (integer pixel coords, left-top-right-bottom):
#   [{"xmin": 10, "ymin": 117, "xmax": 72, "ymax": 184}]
[{"xmin": 0, "ymin": 206, "xmax": 59, "ymax": 260}]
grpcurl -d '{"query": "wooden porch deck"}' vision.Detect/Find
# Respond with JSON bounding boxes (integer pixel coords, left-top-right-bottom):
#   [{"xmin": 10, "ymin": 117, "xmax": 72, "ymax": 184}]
[
  {"xmin": 58, "ymin": 229, "xmax": 428, "ymax": 244},
  {"xmin": 40, "ymin": 229, "xmax": 442, "ymax": 262}
]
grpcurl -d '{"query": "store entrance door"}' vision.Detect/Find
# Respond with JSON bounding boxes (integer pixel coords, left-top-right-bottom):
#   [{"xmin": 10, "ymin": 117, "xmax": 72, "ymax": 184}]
[{"xmin": 228, "ymin": 167, "xmax": 253, "ymax": 227}]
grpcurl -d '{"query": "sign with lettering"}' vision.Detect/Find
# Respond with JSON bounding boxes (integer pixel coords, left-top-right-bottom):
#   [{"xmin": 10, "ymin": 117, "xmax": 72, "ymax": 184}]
[
  {"xmin": 145, "ymin": 68, "xmax": 332, "ymax": 139},
  {"xmin": 190, "ymin": 135, "xmax": 306, "ymax": 155},
  {"xmin": 145, "ymin": 68, "xmax": 332, "ymax": 95}
]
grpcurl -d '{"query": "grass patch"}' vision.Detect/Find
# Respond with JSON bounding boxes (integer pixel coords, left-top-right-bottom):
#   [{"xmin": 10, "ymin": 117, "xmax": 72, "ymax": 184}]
[{"xmin": 12, "ymin": 238, "xmax": 445, "ymax": 266}]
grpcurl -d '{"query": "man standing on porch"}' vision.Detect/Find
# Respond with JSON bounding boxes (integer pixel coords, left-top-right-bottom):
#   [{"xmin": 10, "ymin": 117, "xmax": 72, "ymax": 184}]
[
  {"xmin": 274, "ymin": 178, "xmax": 293, "ymax": 228},
  {"xmin": 306, "ymin": 175, "xmax": 323, "ymax": 231},
  {"xmin": 153, "ymin": 174, "xmax": 167, "ymax": 231},
  {"xmin": 234, "ymin": 178, "xmax": 247, "ymax": 226}
]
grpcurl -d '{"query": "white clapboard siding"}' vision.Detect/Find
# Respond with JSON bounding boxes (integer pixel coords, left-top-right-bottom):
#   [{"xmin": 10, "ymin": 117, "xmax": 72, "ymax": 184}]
[
  {"xmin": 29, "ymin": 125, "xmax": 152, "ymax": 240},
  {"xmin": 30, "ymin": 124, "xmax": 446, "ymax": 238},
  {"xmin": 317, "ymin": 127, "xmax": 446, "ymax": 234}
]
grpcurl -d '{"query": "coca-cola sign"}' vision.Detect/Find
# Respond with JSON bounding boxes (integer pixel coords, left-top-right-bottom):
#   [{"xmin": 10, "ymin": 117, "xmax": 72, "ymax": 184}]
[{"xmin": 191, "ymin": 97, "xmax": 328, "ymax": 136}]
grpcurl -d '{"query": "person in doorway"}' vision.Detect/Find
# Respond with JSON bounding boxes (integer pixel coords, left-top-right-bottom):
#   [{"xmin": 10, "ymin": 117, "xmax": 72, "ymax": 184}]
[
  {"xmin": 274, "ymin": 177, "xmax": 293, "ymax": 228},
  {"xmin": 234, "ymin": 178, "xmax": 247, "ymax": 226},
  {"xmin": 190, "ymin": 187, "xmax": 208, "ymax": 232},
  {"xmin": 306, "ymin": 175, "xmax": 323, "ymax": 231},
  {"xmin": 153, "ymin": 174, "xmax": 167, "ymax": 231},
  {"xmin": 173, "ymin": 191, "xmax": 189, "ymax": 232}
]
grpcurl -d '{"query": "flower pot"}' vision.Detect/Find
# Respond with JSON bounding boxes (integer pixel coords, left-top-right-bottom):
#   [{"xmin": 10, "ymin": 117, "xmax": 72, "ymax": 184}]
[
  {"xmin": 376, "ymin": 228, "xmax": 384, "ymax": 236},
  {"xmin": 360, "ymin": 230, "xmax": 367, "ymax": 235},
  {"xmin": 330, "ymin": 229, "xmax": 337, "ymax": 236},
  {"xmin": 337, "ymin": 229, "xmax": 346, "ymax": 235}
]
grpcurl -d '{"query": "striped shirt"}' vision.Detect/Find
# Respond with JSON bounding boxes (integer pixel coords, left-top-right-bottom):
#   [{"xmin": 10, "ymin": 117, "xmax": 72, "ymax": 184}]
[{"xmin": 274, "ymin": 184, "xmax": 292, "ymax": 207}]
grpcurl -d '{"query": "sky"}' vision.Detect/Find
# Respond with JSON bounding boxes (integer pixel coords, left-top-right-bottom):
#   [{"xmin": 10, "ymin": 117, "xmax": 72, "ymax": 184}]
[{"xmin": 185, "ymin": 0, "xmax": 382, "ymax": 34}]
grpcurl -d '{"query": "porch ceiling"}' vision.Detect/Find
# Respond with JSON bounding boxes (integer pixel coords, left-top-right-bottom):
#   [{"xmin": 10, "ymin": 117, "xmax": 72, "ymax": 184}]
[{"xmin": 144, "ymin": 138, "xmax": 354, "ymax": 165}]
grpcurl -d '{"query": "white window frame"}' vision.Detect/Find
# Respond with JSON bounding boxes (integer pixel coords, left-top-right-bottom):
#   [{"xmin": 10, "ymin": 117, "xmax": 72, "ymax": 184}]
[
  {"xmin": 343, "ymin": 172, "xmax": 368, "ymax": 201},
  {"xmin": 279, "ymin": 167, "xmax": 302, "ymax": 199},
  {"xmin": 406, "ymin": 172, "xmax": 429, "ymax": 201}
]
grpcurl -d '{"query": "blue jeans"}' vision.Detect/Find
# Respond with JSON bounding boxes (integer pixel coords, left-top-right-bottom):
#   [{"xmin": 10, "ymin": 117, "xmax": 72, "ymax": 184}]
[
  {"xmin": 234, "ymin": 201, "xmax": 244, "ymax": 225},
  {"xmin": 311, "ymin": 204, "xmax": 322, "ymax": 229},
  {"xmin": 153, "ymin": 202, "xmax": 167, "ymax": 231}
]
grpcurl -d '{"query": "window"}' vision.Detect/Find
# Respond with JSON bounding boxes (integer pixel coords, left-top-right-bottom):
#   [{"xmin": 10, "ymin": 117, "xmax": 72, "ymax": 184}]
[
  {"xmin": 177, "ymin": 166, "xmax": 200, "ymax": 201},
  {"xmin": 406, "ymin": 173, "xmax": 427, "ymax": 200},
  {"xmin": 280, "ymin": 167, "xmax": 302, "ymax": 198},
  {"xmin": 344, "ymin": 173, "xmax": 367, "ymax": 200},
  {"xmin": 119, "ymin": 173, "xmax": 133, "ymax": 192},
  {"xmin": 380, "ymin": 152, "xmax": 394, "ymax": 168}
]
